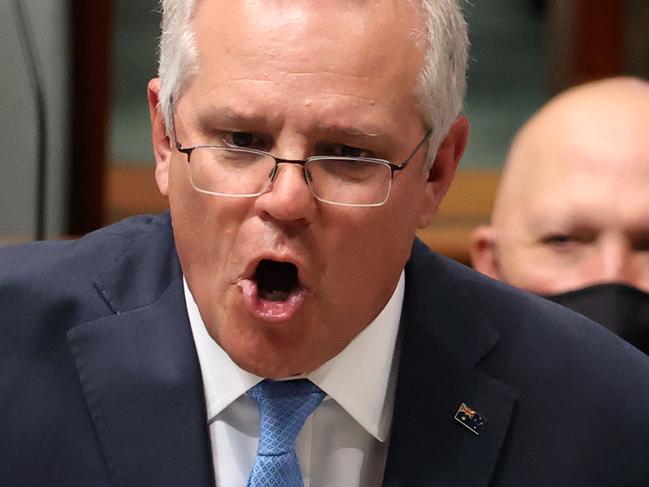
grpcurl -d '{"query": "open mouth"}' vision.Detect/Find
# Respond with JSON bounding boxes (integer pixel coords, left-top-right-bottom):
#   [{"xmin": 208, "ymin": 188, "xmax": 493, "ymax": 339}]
[
  {"xmin": 255, "ymin": 259, "xmax": 299, "ymax": 301},
  {"xmin": 238, "ymin": 257, "xmax": 307, "ymax": 322}
]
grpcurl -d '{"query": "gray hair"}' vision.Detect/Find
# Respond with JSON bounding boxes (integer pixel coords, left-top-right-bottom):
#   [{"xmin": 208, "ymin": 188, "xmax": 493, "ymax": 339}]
[{"xmin": 157, "ymin": 0, "xmax": 468, "ymax": 166}]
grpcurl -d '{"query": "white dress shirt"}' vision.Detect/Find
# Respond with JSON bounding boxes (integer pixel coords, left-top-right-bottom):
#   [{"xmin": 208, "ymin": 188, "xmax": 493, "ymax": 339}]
[{"xmin": 185, "ymin": 273, "xmax": 404, "ymax": 487}]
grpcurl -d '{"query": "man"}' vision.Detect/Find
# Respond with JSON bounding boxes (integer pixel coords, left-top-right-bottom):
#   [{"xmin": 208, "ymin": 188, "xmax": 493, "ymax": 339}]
[
  {"xmin": 471, "ymin": 77, "xmax": 649, "ymax": 352},
  {"xmin": 1, "ymin": 2, "xmax": 649, "ymax": 487}
]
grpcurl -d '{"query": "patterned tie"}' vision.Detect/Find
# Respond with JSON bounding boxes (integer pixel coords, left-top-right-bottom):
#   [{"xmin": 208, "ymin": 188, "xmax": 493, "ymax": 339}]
[{"xmin": 247, "ymin": 379, "xmax": 326, "ymax": 487}]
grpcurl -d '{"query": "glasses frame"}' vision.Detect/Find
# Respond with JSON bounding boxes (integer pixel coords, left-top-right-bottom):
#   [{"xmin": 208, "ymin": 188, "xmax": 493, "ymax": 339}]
[{"xmin": 174, "ymin": 128, "xmax": 433, "ymax": 208}]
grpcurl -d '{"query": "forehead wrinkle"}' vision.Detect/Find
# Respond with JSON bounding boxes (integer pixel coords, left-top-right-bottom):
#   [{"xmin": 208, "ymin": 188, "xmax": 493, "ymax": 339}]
[
  {"xmin": 195, "ymin": 69, "xmax": 400, "ymax": 121},
  {"xmin": 281, "ymin": 69, "xmax": 376, "ymax": 81},
  {"xmin": 313, "ymin": 90, "xmax": 378, "ymax": 103},
  {"xmin": 195, "ymin": 80, "xmax": 397, "ymax": 136},
  {"xmin": 315, "ymin": 122, "xmax": 383, "ymax": 138},
  {"xmin": 185, "ymin": 97, "xmax": 392, "ymax": 147},
  {"xmin": 223, "ymin": 71, "xmax": 389, "ymax": 104},
  {"xmin": 262, "ymin": 67, "xmax": 400, "ymax": 100},
  {"xmin": 341, "ymin": 128, "xmax": 382, "ymax": 137}
]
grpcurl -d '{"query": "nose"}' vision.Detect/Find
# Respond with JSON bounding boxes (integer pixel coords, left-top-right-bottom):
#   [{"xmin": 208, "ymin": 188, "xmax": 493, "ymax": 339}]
[{"xmin": 255, "ymin": 163, "xmax": 317, "ymax": 224}]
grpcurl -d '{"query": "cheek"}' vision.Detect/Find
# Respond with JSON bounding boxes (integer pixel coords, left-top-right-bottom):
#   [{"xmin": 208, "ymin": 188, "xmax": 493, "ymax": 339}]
[
  {"xmin": 331, "ymin": 204, "xmax": 415, "ymax": 280},
  {"xmin": 383, "ymin": 180, "xmax": 430, "ymax": 248},
  {"xmin": 168, "ymin": 164, "xmax": 252, "ymax": 284}
]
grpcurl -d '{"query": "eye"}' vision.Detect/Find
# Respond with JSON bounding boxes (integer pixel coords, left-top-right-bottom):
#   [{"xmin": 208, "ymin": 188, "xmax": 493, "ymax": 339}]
[
  {"xmin": 632, "ymin": 235, "xmax": 649, "ymax": 252},
  {"xmin": 543, "ymin": 234, "xmax": 573, "ymax": 245},
  {"xmin": 231, "ymin": 132, "xmax": 254, "ymax": 147},
  {"xmin": 223, "ymin": 131, "xmax": 268, "ymax": 150},
  {"xmin": 318, "ymin": 143, "xmax": 375, "ymax": 159},
  {"xmin": 540, "ymin": 233, "xmax": 586, "ymax": 253},
  {"xmin": 338, "ymin": 145, "xmax": 366, "ymax": 158}
]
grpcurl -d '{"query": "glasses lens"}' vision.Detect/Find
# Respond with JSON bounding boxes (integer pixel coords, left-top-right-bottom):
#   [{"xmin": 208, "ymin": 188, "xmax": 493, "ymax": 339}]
[
  {"xmin": 189, "ymin": 147, "xmax": 275, "ymax": 196},
  {"xmin": 306, "ymin": 158, "xmax": 392, "ymax": 206}
]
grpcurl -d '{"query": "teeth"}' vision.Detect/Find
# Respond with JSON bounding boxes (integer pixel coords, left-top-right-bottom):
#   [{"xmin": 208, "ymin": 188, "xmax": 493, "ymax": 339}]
[{"xmin": 260, "ymin": 289, "xmax": 290, "ymax": 302}]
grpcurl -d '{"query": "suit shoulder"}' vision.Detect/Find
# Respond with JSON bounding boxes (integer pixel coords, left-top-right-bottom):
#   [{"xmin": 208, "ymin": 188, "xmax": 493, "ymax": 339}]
[
  {"xmin": 408, "ymin": 239, "xmax": 649, "ymax": 394},
  {"xmin": 0, "ymin": 213, "xmax": 170, "ymax": 303}
]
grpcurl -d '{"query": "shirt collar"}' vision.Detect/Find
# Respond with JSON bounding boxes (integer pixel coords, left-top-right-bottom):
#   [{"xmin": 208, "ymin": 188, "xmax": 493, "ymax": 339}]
[{"xmin": 185, "ymin": 272, "xmax": 404, "ymax": 442}]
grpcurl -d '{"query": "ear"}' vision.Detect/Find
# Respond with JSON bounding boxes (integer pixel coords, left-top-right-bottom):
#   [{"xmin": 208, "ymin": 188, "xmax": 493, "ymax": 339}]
[
  {"xmin": 147, "ymin": 78, "xmax": 171, "ymax": 196},
  {"xmin": 469, "ymin": 225, "xmax": 502, "ymax": 279},
  {"xmin": 417, "ymin": 116, "xmax": 469, "ymax": 228}
]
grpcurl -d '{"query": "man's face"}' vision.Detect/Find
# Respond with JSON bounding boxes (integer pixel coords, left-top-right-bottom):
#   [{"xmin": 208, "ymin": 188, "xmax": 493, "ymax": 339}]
[
  {"xmin": 482, "ymin": 96, "xmax": 649, "ymax": 294},
  {"xmin": 149, "ymin": 0, "xmax": 466, "ymax": 377}
]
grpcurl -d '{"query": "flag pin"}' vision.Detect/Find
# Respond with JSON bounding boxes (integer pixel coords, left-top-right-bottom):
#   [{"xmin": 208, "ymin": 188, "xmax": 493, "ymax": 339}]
[{"xmin": 454, "ymin": 402, "xmax": 486, "ymax": 435}]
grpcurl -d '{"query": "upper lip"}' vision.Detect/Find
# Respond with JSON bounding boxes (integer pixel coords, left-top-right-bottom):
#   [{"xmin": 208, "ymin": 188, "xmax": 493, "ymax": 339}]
[{"xmin": 241, "ymin": 252, "xmax": 310, "ymax": 289}]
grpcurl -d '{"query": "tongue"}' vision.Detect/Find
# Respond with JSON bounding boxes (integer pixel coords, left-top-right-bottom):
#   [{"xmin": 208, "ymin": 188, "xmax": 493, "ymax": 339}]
[{"xmin": 260, "ymin": 289, "xmax": 290, "ymax": 301}]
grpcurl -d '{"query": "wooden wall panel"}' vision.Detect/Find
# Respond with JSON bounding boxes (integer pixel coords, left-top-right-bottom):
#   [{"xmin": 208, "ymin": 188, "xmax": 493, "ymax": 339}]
[
  {"xmin": 548, "ymin": 0, "xmax": 625, "ymax": 92},
  {"xmin": 69, "ymin": 0, "xmax": 113, "ymax": 235}
]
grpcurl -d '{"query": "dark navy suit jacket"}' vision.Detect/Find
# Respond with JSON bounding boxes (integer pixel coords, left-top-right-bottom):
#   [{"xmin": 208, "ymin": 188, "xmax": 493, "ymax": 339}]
[{"xmin": 2, "ymin": 213, "xmax": 649, "ymax": 486}]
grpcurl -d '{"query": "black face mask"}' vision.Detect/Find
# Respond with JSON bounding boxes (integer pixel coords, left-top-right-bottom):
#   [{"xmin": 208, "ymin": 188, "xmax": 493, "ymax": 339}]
[{"xmin": 543, "ymin": 283, "xmax": 649, "ymax": 355}]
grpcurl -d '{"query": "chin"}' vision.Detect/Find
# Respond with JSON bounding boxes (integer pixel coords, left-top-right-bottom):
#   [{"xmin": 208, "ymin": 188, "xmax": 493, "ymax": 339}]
[
  {"xmin": 217, "ymin": 320, "xmax": 315, "ymax": 378},
  {"xmin": 231, "ymin": 345, "xmax": 309, "ymax": 379}
]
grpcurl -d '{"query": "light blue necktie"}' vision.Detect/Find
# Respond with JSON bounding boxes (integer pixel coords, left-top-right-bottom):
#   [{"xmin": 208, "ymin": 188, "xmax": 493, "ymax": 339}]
[{"xmin": 247, "ymin": 379, "xmax": 326, "ymax": 487}]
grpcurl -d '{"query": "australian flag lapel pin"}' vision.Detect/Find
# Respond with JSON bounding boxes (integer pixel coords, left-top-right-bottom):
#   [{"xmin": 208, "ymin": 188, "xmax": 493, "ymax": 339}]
[{"xmin": 454, "ymin": 402, "xmax": 486, "ymax": 435}]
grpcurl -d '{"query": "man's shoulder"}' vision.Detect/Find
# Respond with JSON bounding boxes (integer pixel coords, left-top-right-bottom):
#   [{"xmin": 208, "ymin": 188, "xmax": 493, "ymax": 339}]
[
  {"xmin": 404, "ymin": 240, "xmax": 649, "ymax": 482},
  {"xmin": 0, "ymin": 213, "xmax": 169, "ymax": 279},
  {"xmin": 409, "ymin": 238, "xmax": 649, "ymax": 361},
  {"xmin": 0, "ymin": 213, "xmax": 174, "ymax": 314},
  {"xmin": 407, "ymin": 239, "xmax": 649, "ymax": 412}
]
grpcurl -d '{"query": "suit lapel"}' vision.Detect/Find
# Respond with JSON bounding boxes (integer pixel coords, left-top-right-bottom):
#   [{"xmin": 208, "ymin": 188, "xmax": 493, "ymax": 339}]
[
  {"xmin": 67, "ymin": 215, "xmax": 214, "ymax": 487},
  {"xmin": 383, "ymin": 241, "xmax": 517, "ymax": 487}
]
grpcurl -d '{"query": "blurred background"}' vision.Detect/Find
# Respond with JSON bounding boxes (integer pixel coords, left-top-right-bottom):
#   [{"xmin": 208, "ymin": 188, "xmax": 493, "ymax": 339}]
[{"xmin": 2, "ymin": 0, "xmax": 648, "ymax": 262}]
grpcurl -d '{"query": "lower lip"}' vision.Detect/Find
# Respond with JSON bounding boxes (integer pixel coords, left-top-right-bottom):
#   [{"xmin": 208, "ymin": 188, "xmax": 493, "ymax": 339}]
[{"xmin": 237, "ymin": 278, "xmax": 307, "ymax": 323}]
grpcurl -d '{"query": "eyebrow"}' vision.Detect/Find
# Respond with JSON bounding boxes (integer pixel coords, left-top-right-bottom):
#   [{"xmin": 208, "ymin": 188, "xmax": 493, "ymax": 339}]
[
  {"xmin": 194, "ymin": 105, "xmax": 388, "ymax": 135},
  {"xmin": 189, "ymin": 105, "xmax": 401, "ymax": 155},
  {"xmin": 194, "ymin": 106, "xmax": 272, "ymax": 132}
]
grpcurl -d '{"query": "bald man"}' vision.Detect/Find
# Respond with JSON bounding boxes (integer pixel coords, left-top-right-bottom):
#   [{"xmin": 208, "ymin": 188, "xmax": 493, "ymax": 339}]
[{"xmin": 471, "ymin": 76, "xmax": 649, "ymax": 351}]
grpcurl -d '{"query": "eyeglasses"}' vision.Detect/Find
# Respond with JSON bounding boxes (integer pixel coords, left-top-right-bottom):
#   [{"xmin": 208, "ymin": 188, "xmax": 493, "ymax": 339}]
[{"xmin": 174, "ymin": 129, "xmax": 432, "ymax": 208}]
